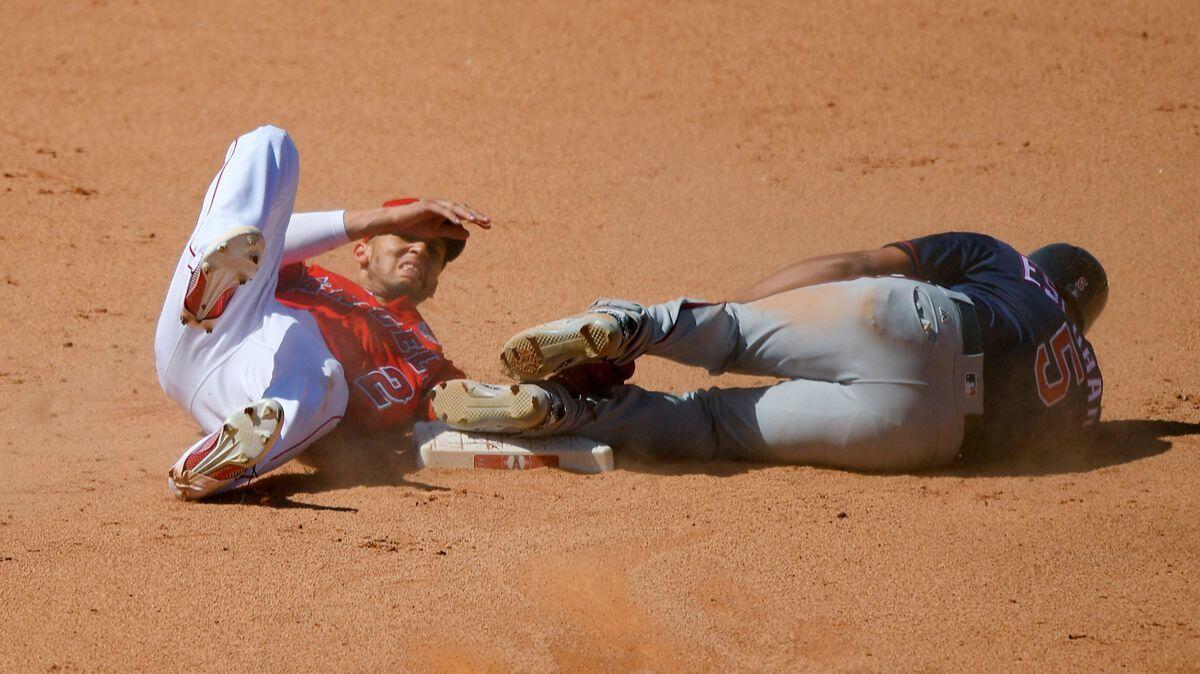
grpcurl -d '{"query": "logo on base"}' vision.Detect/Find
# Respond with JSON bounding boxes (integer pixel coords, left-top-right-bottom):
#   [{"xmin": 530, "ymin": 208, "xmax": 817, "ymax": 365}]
[{"xmin": 473, "ymin": 454, "xmax": 561, "ymax": 470}]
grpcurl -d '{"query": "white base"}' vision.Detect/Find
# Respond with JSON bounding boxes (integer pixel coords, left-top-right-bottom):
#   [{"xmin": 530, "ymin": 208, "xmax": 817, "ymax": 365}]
[{"xmin": 412, "ymin": 422, "xmax": 615, "ymax": 473}]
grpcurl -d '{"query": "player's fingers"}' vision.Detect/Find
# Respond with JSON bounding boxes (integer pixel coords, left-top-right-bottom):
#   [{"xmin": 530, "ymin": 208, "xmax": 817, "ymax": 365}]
[
  {"xmin": 446, "ymin": 201, "xmax": 491, "ymax": 226},
  {"xmin": 462, "ymin": 203, "xmax": 491, "ymax": 224},
  {"xmin": 463, "ymin": 212, "xmax": 491, "ymax": 228},
  {"xmin": 467, "ymin": 208, "xmax": 492, "ymax": 227},
  {"xmin": 430, "ymin": 198, "xmax": 489, "ymax": 224},
  {"xmin": 425, "ymin": 202, "xmax": 463, "ymax": 226}
]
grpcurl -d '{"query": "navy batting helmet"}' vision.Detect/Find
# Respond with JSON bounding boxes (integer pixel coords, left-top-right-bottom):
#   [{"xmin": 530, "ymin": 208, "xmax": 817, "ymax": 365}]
[{"xmin": 1028, "ymin": 243, "xmax": 1108, "ymax": 333}]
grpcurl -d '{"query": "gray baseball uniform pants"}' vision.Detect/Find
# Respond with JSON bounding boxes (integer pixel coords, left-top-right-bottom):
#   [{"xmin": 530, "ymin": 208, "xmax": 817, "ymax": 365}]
[{"xmin": 536, "ymin": 277, "xmax": 984, "ymax": 471}]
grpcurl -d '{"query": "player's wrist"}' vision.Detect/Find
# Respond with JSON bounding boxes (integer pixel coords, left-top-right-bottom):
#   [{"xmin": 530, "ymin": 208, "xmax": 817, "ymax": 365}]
[{"xmin": 344, "ymin": 207, "xmax": 393, "ymax": 239}]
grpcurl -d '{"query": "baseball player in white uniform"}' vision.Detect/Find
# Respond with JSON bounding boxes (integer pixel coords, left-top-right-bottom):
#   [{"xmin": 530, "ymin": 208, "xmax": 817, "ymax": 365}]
[{"xmin": 155, "ymin": 125, "xmax": 488, "ymax": 500}]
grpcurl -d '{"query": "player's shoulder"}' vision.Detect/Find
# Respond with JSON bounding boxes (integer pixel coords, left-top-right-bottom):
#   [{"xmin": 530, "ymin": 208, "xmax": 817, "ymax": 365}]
[
  {"xmin": 901, "ymin": 230, "xmax": 1013, "ymax": 256},
  {"xmin": 304, "ymin": 264, "xmax": 365, "ymax": 291},
  {"xmin": 277, "ymin": 262, "xmax": 373, "ymax": 305},
  {"xmin": 900, "ymin": 231, "xmax": 1023, "ymax": 274},
  {"xmin": 929, "ymin": 230, "xmax": 1010, "ymax": 250}
]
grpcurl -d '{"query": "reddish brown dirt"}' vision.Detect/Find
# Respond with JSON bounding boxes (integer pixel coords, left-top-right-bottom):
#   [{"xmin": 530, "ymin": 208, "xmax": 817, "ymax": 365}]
[{"xmin": 2, "ymin": 1, "xmax": 1198, "ymax": 671}]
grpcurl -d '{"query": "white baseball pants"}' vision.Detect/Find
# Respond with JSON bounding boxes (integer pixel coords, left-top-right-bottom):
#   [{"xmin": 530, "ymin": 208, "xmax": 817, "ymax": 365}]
[{"xmin": 154, "ymin": 125, "xmax": 350, "ymax": 495}]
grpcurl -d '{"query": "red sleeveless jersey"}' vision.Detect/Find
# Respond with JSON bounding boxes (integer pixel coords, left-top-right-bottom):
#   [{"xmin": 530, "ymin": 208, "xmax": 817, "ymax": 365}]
[{"xmin": 276, "ymin": 263, "xmax": 464, "ymax": 431}]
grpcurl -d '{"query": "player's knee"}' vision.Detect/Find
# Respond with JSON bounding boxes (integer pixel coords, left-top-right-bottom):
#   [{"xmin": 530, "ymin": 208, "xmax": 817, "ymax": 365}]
[
  {"xmin": 247, "ymin": 124, "xmax": 289, "ymax": 144},
  {"xmin": 241, "ymin": 125, "xmax": 297, "ymax": 162}
]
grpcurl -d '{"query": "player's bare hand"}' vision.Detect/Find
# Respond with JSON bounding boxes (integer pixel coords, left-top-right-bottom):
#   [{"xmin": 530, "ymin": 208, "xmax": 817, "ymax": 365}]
[
  {"xmin": 345, "ymin": 198, "xmax": 492, "ymax": 242},
  {"xmin": 421, "ymin": 198, "xmax": 491, "ymax": 230},
  {"xmin": 391, "ymin": 198, "xmax": 490, "ymax": 241}
]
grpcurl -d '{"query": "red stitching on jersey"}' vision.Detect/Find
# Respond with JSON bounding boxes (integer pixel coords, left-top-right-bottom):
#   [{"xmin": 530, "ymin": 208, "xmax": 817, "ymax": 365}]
[{"xmin": 204, "ymin": 137, "xmax": 238, "ymax": 217}]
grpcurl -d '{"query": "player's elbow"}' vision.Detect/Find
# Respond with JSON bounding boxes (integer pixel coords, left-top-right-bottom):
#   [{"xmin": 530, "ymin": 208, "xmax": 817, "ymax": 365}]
[
  {"xmin": 827, "ymin": 251, "xmax": 880, "ymax": 280},
  {"xmin": 850, "ymin": 247, "xmax": 914, "ymax": 279}
]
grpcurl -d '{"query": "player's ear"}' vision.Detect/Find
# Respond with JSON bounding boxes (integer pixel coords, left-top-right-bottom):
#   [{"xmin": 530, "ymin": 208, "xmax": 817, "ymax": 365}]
[{"xmin": 352, "ymin": 239, "xmax": 371, "ymax": 266}]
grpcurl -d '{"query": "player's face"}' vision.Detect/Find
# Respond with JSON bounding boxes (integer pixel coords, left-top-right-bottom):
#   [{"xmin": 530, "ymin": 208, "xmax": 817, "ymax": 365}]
[{"xmin": 358, "ymin": 234, "xmax": 448, "ymax": 304}]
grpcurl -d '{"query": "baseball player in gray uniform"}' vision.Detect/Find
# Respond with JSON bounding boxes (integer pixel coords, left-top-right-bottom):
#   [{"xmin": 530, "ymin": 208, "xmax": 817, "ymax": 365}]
[{"xmin": 425, "ymin": 233, "xmax": 1107, "ymax": 471}]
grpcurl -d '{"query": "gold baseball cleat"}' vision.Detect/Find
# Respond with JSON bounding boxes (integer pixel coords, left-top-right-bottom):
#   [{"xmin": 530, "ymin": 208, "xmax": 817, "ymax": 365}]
[
  {"xmin": 499, "ymin": 313, "xmax": 625, "ymax": 381},
  {"xmin": 427, "ymin": 380, "xmax": 555, "ymax": 434}
]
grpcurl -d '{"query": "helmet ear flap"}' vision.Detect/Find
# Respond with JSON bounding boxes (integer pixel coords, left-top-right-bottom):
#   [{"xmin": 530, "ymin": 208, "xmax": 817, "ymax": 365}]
[{"xmin": 1028, "ymin": 243, "xmax": 1108, "ymax": 333}]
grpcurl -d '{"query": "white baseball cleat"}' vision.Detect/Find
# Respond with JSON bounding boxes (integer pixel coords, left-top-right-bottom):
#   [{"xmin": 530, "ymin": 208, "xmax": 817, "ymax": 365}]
[
  {"xmin": 499, "ymin": 313, "xmax": 626, "ymax": 381},
  {"xmin": 427, "ymin": 380, "xmax": 559, "ymax": 434},
  {"xmin": 167, "ymin": 399, "xmax": 284, "ymax": 501},
  {"xmin": 180, "ymin": 226, "xmax": 264, "ymax": 332}
]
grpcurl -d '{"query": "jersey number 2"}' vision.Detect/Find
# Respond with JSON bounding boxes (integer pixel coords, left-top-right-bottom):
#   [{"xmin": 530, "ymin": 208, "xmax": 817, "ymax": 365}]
[
  {"xmin": 354, "ymin": 366, "xmax": 415, "ymax": 409},
  {"xmin": 1034, "ymin": 323, "xmax": 1083, "ymax": 407}
]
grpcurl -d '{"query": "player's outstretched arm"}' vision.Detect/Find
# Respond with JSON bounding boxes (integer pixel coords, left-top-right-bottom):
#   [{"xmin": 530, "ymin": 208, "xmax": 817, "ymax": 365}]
[
  {"xmin": 283, "ymin": 198, "xmax": 490, "ymax": 266},
  {"xmin": 727, "ymin": 246, "xmax": 912, "ymax": 304},
  {"xmin": 344, "ymin": 198, "xmax": 490, "ymax": 241}
]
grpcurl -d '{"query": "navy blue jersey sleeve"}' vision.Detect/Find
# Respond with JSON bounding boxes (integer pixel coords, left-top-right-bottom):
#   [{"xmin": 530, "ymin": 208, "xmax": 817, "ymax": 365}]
[{"xmin": 885, "ymin": 232, "xmax": 1005, "ymax": 287}]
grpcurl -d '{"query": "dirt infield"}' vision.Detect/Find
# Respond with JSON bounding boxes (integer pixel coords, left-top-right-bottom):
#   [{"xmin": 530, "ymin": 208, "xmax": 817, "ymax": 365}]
[{"xmin": 1, "ymin": 1, "xmax": 1198, "ymax": 670}]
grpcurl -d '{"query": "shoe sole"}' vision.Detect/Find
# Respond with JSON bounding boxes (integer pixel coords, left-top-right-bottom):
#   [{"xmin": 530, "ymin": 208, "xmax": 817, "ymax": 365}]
[
  {"xmin": 499, "ymin": 314, "xmax": 622, "ymax": 381},
  {"xmin": 428, "ymin": 380, "xmax": 549, "ymax": 433},
  {"xmin": 168, "ymin": 399, "xmax": 284, "ymax": 500},
  {"xmin": 181, "ymin": 226, "xmax": 264, "ymax": 332}
]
